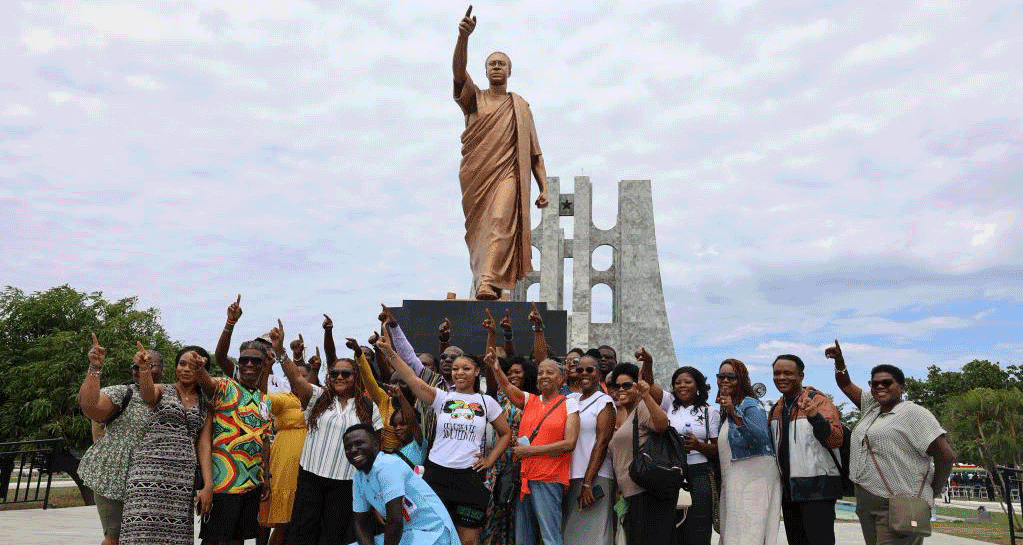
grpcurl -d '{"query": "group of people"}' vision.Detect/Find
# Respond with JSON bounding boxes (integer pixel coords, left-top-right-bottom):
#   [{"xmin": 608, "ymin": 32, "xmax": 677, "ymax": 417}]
[{"xmin": 77, "ymin": 296, "xmax": 956, "ymax": 545}]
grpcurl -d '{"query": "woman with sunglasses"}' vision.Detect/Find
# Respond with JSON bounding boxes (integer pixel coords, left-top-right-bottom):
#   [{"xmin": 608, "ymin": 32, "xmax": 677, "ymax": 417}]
[
  {"xmin": 119, "ymin": 344, "xmax": 212, "ymax": 545},
  {"xmin": 829, "ymin": 341, "xmax": 955, "ymax": 545},
  {"xmin": 563, "ymin": 353, "xmax": 616, "ymax": 545},
  {"xmin": 273, "ymin": 323, "xmax": 383, "ymax": 545},
  {"xmin": 666, "ymin": 366, "xmax": 718, "ymax": 545},
  {"xmin": 376, "ymin": 332, "xmax": 512, "ymax": 545},
  {"xmin": 715, "ymin": 358, "xmax": 780, "ymax": 545},
  {"xmin": 606, "ymin": 362, "xmax": 672, "ymax": 545}
]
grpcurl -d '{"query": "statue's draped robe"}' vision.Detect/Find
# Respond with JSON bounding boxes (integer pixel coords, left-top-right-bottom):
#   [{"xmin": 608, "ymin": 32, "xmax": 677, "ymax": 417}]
[{"xmin": 455, "ymin": 74, "xmax": 541, "ymax": 293}]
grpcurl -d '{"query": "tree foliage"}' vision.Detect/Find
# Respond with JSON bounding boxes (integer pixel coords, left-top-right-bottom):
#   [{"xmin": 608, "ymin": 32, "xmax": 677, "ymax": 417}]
[
  {"xmin": 905, "ymin": 359, "xmax": 1022, "ymax": 413},
  {"xmin": 0, "ymin": 285, "xmax": 179, "ymax": 451},
  {"xmin": 941, "ymin": 387, "xmax": 1023, "ymax": 523}
]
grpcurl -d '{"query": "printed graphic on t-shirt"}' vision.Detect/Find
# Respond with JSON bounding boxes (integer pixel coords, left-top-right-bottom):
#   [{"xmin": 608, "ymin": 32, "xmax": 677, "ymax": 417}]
[{"xmin": 441, "ymin": 400, "xmax": 485, "ymax": 442}]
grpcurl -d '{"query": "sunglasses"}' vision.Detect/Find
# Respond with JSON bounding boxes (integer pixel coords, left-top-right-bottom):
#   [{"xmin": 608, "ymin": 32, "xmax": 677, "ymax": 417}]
[
  {"xmin": 574, "ymin": 366, "xmax": 597, "ymax": 374},
  {"xmin": 238, "ymin": 356, "xmax": 263, "ymax": 366},
  {"xmin": 868, "ymin": 378, "xmax": 896, "ymax": 389},
  {"xmin": 329, "ymin": 370, "xmax": 355, "ymax": 380},
  {"xmin": 716, "ymin": 373, "xmax": 738, "ymax": 381},
  {"xmin": 613, "ymin": 381, "xmax": 635, "ymax": 391},
  {"xmin": 439, "ymin": 353, "xmax": 459, "ymax": 360}
]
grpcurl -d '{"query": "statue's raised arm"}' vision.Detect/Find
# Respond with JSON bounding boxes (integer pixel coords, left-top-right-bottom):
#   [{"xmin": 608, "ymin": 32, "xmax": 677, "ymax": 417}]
[{"xmin": 453, "ymin": 5, "xmax": 476, "ymax": 95}]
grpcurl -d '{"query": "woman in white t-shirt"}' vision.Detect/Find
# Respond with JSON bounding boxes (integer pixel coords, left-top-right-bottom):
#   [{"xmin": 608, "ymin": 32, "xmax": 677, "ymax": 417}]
[
  {"xmin": 564, "ymin": 354, "xmax": 616, "ymax": 545},
  {"xmin": 376, "ymin": 334, "xmax": 511, "ymax": 545},
  {"xmin": 663, "ymin": 366, "xmax": 720, "ymax": 545}
]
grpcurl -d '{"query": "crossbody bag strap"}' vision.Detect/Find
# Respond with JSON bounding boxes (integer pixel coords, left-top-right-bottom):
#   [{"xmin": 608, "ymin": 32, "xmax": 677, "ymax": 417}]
[
  {"xmin": 632, "ymin": 404, "xmax": 640, "ymax": 458},
  {"xmin": 862, "ymin": 413, "xmax": 896, "ymax": 496},
  {"xmin": 863, "ymin": 414, "xmax": 931, "ymax": 498},
  {"xmin": 579, "ymin": 393, "xmax": 606, "ymax": 416},
  {"xmin": 528, "ymin": 395, "xmax": 566, "ymax": 442}
]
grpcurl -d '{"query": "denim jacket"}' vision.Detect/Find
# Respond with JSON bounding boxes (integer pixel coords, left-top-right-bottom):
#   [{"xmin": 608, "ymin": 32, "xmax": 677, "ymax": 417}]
[{"xmin": 719, "ymin": 396, "xmax": 775, "ymax": 461}]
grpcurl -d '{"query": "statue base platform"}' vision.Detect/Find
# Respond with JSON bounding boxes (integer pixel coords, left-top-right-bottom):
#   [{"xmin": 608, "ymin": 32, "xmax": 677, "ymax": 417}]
[{"xmin": 389, "ymin": 299, "xmax": 567, "ymax": 359}]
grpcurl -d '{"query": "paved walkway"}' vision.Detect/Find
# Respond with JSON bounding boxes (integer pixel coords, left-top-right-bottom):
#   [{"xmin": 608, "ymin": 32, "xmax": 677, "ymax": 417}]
[{"xmin": 0, "ymin": 505, "xmax": 997, "ymax": 545}]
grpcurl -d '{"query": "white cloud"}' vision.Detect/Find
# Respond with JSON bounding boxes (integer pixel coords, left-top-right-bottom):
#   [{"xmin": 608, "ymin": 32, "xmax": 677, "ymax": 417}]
[
  {"xmin": 2, "ymin": 103, "xmax": 34, "ymax": 117},
  {"xmin": 839, "ymin": 32, "xmax": 932, "ymax": 68},
  {"xmin": 124, "ymin": 75, "xmax": 165, "ymax": 91}
]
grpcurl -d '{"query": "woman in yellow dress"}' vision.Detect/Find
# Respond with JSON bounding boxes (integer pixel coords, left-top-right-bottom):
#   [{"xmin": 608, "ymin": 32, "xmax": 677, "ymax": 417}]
[{"xmin": 258, "ymin": 359, "xmax": 312, "ymax": 545}]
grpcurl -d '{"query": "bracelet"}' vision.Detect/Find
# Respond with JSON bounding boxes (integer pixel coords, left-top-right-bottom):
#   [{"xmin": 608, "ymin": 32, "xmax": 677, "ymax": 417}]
[
  {"xmin": 225, "ymin": 320, "xmax": 236, "ymax": 327},
  {"xmin": 87, "ymin": 367, "xmax": 102, "ymax": 377},
  {"xmin": 834, "ymin": 367, "xmax": 849, "ymax": 375},
  {"xmin": 581, "ymin": 483, "xmax": 592, "ymax": 488},
  {"xmin": 531, "ymin": 325, "xmax": 544, "ymax": 332}
]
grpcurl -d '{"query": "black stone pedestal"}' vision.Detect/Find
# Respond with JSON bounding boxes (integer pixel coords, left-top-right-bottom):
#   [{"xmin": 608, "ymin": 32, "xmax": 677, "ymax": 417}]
[{"xmin": 389, "ymin": 300, "xmax": 567, "ymax": 359}]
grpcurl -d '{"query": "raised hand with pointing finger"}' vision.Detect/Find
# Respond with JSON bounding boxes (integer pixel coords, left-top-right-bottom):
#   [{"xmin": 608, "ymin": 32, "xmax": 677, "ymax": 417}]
[
  {"xmin": 88, "ymin": 333, "xmax": 106, "ymax": 369},
  {"xmin": 290, "ymin": 334, "xmax": 305, "ymax": 362},
  {"xmin": 227, "ymin": 294, "xmax": 242, "ymax": 324},
  {"xmin": 458, "ymin": 5, "xmax": 476, "ymax": 38},
  {"xmin": 270, "ymin": 319, "xmax": 285, "ymax": 356}
]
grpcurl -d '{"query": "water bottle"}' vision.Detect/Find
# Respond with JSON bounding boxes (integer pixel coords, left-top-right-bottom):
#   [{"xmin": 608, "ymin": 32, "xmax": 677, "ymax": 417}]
[{"xmin": 684, "ymin": 422, "xmax": 692, "ymax": 438}]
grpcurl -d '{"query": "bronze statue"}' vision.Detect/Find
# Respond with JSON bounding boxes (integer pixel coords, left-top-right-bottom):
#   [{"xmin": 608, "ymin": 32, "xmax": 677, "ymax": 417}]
[{"xmin": 453, "ymin": 6, "xmax": 549, "ymax": 301}]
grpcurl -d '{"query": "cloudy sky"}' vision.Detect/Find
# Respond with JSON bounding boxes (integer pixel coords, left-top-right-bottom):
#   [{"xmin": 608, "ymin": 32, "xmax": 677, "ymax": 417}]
[{"xmin": 3, "ymin": 0, "xmax": 1021, "ymax": 401}]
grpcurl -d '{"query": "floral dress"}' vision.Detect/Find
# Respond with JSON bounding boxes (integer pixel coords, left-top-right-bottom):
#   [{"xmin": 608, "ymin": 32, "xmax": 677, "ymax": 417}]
[{"xmin": 481, "ymin": 391, "xmax": 522, "ymax": 545}]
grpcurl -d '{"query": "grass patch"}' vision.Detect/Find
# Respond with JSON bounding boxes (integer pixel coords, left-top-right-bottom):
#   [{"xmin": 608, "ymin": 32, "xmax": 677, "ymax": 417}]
[
  {"xmin": 0, "ymin": 487, "xmax": 87, "ymax": 511},
  {"xmin": 932, "ymin": 505, "xmax": 1018, "ymax": 545}
]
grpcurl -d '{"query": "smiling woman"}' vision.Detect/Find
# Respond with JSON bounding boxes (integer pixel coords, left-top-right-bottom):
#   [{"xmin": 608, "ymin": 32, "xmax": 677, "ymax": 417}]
[{"xmin": 830, "ymin": 340, "xmax": 956, "ymax": 545}]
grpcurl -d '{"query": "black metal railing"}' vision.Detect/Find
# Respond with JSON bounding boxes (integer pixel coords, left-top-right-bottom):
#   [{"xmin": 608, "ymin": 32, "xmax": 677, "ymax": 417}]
[
  {"xmin": 0, "ymin": 438, "xmax": 63, "ymax": 509},
  {"xmin": 999, "ymin": 466, "xmax": 1023, "ymax": 544}
]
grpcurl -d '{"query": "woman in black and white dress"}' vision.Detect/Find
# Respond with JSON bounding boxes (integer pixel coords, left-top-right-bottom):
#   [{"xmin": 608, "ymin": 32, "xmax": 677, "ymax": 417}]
[{"xmin": 664, "ymin": 366, "xmax": 719, "ymax": 545}]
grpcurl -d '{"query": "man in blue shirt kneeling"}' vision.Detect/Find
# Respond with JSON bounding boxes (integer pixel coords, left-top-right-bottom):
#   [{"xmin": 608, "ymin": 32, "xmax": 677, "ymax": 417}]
[{"xmin": 344, "ymin": 423, "xmax": 458, "ymax": 545}]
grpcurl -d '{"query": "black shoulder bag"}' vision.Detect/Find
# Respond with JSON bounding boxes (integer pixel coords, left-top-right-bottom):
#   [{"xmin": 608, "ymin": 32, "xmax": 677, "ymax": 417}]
[
  {"xmin": 629, "ymin": 404, "xmax": 689, "ymax": 501},
  {"xmin": 494, "ymin": 395, "xmax": 566, "ymax": 506}
]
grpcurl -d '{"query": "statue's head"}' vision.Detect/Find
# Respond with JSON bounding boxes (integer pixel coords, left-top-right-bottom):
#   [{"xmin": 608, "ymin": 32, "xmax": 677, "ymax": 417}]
[{"xmin": 485, "ymin": 51, "xmax": 512, "ymax": 85}]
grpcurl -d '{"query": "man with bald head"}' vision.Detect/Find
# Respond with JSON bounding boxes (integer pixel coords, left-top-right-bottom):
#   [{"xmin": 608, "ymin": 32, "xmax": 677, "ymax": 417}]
[{"xmin": 453, "ymin": 5, "xmax": 549, "ymax": 300}]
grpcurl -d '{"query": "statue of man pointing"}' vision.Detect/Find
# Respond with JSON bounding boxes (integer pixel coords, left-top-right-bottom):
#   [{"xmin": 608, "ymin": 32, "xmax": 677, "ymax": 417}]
[{"xmin": 453, "ymin": 5, "xmax": 549, "ymax": 301}]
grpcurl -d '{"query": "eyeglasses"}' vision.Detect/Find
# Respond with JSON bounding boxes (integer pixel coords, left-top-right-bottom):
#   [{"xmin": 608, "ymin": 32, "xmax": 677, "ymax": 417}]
[
  {"xmin": 869, "ymin": 379, "xmax": 896, "ymax": 389},
  {"xmin": 612, "ymin": 381, "xmax": 635, "ymax": 391},
  {"xmin": 716, "ymin": 373, "xmax": 738, "ymax": 381},
  {"xmin": 329, "ymin": 370, "xmax": 355, "ymax": 380},
  {"xmin": 238, "ymin": 356, "xmax": 263, "ymax": 366},
  {"xmin": 439, "ymin": 353, "xmax": 459, "ymax": 360}
]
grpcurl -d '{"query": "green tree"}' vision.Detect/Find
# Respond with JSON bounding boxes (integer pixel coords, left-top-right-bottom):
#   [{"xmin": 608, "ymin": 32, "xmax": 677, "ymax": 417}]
[
  {"xmin": 905, "ymin": 359, "xmax": 1021, "ymax": 413},
  {"xmin": 941, "ymin": 387, "xmax": 1023, "ymax": 526},
  {"xmin": 0, "ymin": 285, "xmax": 179, "ymax": 451}
]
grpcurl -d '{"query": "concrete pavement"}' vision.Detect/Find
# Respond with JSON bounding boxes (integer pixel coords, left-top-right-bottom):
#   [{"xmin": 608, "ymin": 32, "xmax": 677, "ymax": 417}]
[{"xmin": 0, "ymin": 505, "xmax": 998, "ymax": 545}]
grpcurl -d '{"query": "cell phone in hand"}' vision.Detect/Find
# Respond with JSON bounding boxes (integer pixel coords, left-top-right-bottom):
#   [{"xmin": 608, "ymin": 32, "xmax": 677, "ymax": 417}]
[{"xmin": 592, "ymin": 484, "xmax": 605, "ymax": 501}]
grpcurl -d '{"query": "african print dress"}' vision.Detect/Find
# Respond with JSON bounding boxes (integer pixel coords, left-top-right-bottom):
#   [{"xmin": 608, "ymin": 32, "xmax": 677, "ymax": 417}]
[
  {"xmin": 120, "ymin": 385, "xmax": 207, "ymax": 545},
  {"xmin": 480, "ymin": 391, "xmax": 522, "ymax": 545}
]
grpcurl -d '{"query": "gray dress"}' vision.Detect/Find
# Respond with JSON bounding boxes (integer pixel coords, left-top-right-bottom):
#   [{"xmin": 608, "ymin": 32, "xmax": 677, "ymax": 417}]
[{"xmin": 120, "ymin": 385, "xmax": 207, "ymax": 545}]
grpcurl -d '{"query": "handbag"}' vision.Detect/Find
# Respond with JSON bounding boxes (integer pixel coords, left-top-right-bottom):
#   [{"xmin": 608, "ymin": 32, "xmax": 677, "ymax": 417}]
[
  {"xmin": 864, "ymin": 424, "xmax": 932, "ymax": 536},
  {"xmin": 628, "ymin": 404, "xmax": 688, "ymax": 501},
  {"xmin": 494, "ymin": 396, "xmax": 566, "ymax": 506}
]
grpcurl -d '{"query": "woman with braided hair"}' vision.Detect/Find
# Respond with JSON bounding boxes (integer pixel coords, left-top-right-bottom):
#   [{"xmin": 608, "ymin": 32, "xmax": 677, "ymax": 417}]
[{"xmin": 272, "ymin": 320, "xmax": 383, "ymax": 545}]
